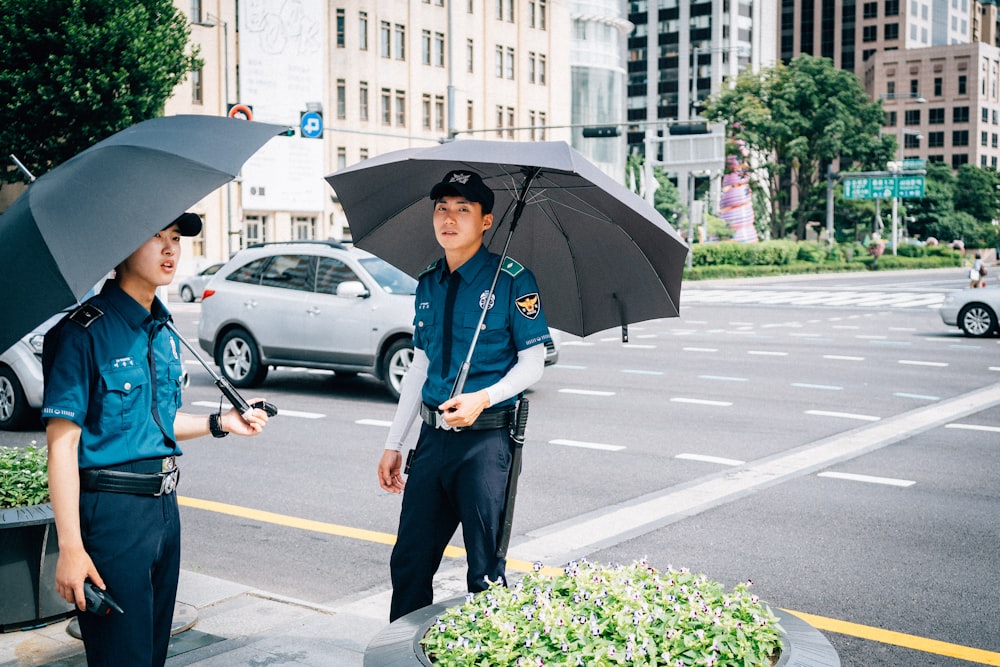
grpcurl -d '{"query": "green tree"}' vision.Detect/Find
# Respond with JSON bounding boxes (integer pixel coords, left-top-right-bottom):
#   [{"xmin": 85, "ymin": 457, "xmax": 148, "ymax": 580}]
[
  {"xmin": 906, "ymin": 161, "xmax": 956, "ymax": 241},
  {"xmin": 702, "ymin": 55, "xmax": 888, "ymax": 240},
  {"xmin": 0, "ymin": 0, "xmax": 199, "ymax": 187},
  {"xmin": 953, "ymin": 164, "xmax": 1000, "ymax": 222}
]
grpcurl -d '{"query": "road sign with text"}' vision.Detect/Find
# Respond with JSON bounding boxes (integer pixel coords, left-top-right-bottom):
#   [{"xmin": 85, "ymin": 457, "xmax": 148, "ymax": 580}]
[{"xmin": 842, "ymin": 174, "xmax": 925, "ymax": 199}]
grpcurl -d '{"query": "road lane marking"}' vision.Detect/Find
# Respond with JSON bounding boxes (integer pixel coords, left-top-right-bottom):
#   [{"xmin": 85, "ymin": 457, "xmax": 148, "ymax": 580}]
[
  {"xmin": 894, "ymin": 392, "xmax": 939, "ymax": 401},
  {"xmin": 698, "ymin": 375, "xmax": 748, "ymax": 382},
  {"xmin": 817, "ymin": 471, "xmax": 916, "ymax": 487},
  {"xmin": 561, "ymin": 341, "xmax": 594, "ymax": 346},
  {"xmin": 511, "ymin": 384, "xmax": 1000, "ymax": 566},
  {"xmin": 683, "ymin": 346, "xmax": 718, "ymax": 352},
  {"xmin": 791, "ymin": 383, "xmax": 843, "ymax": 391},
  {"xmin": 558, "ymin": 388, "xmax": 616, "ymax": 396},
  {"xmin": 549, "ymin": 439, "xmax": 625, "ymax": 451},
  {"xmin": 946, "ymin": 423, "xmax": 1000, "ymax": 433},
  {"xmin": 898, "ymin": 359, "xmax": 948, "ymax": 367},
  {"xmin": 823, "ymin": 355, "xmax": 864, "ymax": 361},
  {"xmin": 805, "ymin": 410, "xmax": 880, "ymax": 421},
  {"xmin": 670, "ymin": 397, "xmax": 733, "ymax": 407},
  {"xmin": 622, "ymin": 369, "xmax": 665, "ymax": 375},
  {"xmin": 190, "ymin": 401, "xmax": 324, "ymax": 419},
  {"xmin": 676, "ymin": 453, "xmax": 745, "ymax": 466},
  {"xmin": 553, "ymin": 364, "xmax": 587, "ymax": 370},
  {"xmin": 784, "ymin": 609, "xmax": 1000, "ymax": 666},
  {"xmin": 747, "ymin": 350, "xmax": 788, "ymax": 356},
  {"xmin": 357, "ymin": 419, "xmax": 392, "ymax": 427}
]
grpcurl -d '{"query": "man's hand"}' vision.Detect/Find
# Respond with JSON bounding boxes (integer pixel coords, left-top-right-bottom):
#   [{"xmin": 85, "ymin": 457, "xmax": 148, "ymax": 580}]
[
  {"xmin": 55, "ymin": 546, "xmax": 103, "ymax": 611},
  {"xmin": 438, "ymin": 389, "xmax": 491, "ymax": 428},
  {"xmin": 378, "ymin": 449, "xmax": 405, "ymax": 493}
]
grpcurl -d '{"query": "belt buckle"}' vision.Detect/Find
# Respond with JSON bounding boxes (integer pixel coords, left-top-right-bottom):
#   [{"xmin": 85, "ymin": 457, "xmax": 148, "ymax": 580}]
[
  {"xmin": 161, "ymin": 456, "xmax": 176, "ymax": 473},
  {"xmin": 155, "ymin": 469, "xmax": 178, "ymax": 496},
  {"xmin": 434, "ymin": 410, "xmax": 461, "ymax": 432}
]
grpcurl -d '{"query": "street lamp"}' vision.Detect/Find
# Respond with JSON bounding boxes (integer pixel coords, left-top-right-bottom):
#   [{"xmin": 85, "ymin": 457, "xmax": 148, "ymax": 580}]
[{"xmin": 891, "ymin": 127, "xmax": 922, "ymax": 255}]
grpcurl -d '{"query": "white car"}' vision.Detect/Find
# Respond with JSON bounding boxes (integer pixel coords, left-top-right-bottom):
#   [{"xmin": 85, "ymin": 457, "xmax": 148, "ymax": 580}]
[
  {"xmin": 177, "ymin": 262, "xmax": 225, "ymax": 302},
  {"xmin": 0, "ymin": 314, "xmax": 62, "ymax": 430},
  {"xmin": 939, "ymin": 287, "xmax": 1000, "ymax": 337}
]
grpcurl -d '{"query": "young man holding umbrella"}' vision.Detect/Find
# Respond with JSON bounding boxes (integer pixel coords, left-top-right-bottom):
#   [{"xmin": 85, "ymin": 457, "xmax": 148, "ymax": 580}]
[
  {"xmin": 43, "ymin": 213, "xmax": 271, "ymax": 667},
  {"xmin": 377, "ymin": 170, "xmax": 552, "ymax": 621}
]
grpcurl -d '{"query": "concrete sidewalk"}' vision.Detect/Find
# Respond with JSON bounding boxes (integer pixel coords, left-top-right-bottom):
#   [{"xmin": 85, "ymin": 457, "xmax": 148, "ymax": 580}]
[{"xmin": 0, "ymin": 566, "xmax": 474, "ymax": 667}]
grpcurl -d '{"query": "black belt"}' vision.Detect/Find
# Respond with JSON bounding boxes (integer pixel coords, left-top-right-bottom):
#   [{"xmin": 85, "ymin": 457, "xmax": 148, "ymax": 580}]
[
  {"xmin": 419, "ymin": 403, "xmax": 512, "ymax": 431},
  {"xmin": 80, "ymin": 457, "xmax": 179, "ymax": 496}
]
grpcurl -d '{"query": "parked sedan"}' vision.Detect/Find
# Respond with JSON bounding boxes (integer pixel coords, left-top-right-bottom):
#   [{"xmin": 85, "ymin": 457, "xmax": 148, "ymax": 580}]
[
  {"xmin": 177, "ymin": 262, "xmax": 224, "ymax": 302},
  {"xmin": 0, "ymin": 313, "xmax": 62, "ymax": 430},
  {"xmin": 939, "ymin": 287, "xmax": 1000, "ymax": 337}
]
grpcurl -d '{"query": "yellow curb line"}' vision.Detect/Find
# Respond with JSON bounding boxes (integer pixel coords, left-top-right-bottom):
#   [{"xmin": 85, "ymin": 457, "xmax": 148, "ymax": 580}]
[{"xmin": 179, "ymin": 496, "xmax": 998, "ymax": 663}]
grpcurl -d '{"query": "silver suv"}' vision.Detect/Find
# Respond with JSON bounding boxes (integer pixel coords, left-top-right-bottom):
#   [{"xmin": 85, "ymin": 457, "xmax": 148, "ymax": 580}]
[{"xmin": 198, "ymin": 241, "xmax": 416, "ymax": 398}]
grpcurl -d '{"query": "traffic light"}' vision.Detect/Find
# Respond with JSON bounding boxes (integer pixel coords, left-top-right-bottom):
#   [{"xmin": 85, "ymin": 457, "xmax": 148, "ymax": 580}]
[
  {"xmin": 668, "ymin": 121, "xmax": 710, "ymax": 135},
  {"xmin": 582, "ymin": 126, "xmax": 621, "ymax": 138}
]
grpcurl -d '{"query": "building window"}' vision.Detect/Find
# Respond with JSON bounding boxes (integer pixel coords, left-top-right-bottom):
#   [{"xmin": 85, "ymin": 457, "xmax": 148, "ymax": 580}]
[
  {"xmin": 394, "ymin": 24, "xmax": 406, "ymax": 60},
  {"xmin": 422, "ymin": 30, "xmax": 432, "ymax": 65},
  {"xmin": 395, "ymin": 90, "xmax": 406, "ymax": 126},
  {"xmin": 191, "ymin": 67, "xmax": 203, "ymax": 104},
  {"xmin": 496, "ymin": 105, "xmax": 504, "ymax": 137},
  {"xmin": 886, "ymin": 81, "xmax": 895, "ymax": 98},
  {"xmin": 422, "ymin": 94, "xmax": 432, "ymax": 129},
  {"xmin": 336, "ymin": 80, "xmax": 347, "ymax": 119},
  {"xmin": 887, "ymin": 110, "xmax": 897, "ymax": 126},
  {"xmin": 904, "ymin": 132, "xmax": 921, "ymax": 149},
  {"xmin": 244, "ymin": 215, "xmax": 266, "ymax": 245},
  {"xmin": 189, "ymin": 217, "xmax": 205, "ymax": 257},
  {"xmin": 359, "ymin": 12, "xmax": 368, "ymax": 50},
  {"xmin": 359, "ymin": 81, "xmax": 369, "ymax": 121},
  {"xmin": 953, "ymin": 106, "xmax": 970, "ymax": 123},
  {"xmin": 336, "ymin": 8, "xmax": 345, "ymax": 47},
  {"xmin": 952, "ymin": 130, "xmax": 969, "ymax": 146},
  {"xmin": 360, "ymin": 147, "xmax": 369, "ymax": 160},
  {"xmin": 529, "ymin": 0, "xmax": 547, "ymax": 28},
  {"xmin": 435, "ymin": 95, "xmax": 445, "ymax": 130},
  {"xmin": 863, "ymin": 1, "xmax": 878, "ymax": 17},
  {"xmin": 505, "ymin": 46, "xmax": 515, "ymax": 79},
  {"xmin": 293, "ymin": 216, "xmax": 317, "ymax": 240},
  {"xmin": 928, "ymin": 107, "xmax": 944, "ymax": 124},
  {"xmin": 910, "ymin": 79, "xmax": 919, "ymax": 96},
  {"xmin": 381, "ymin": 88, "xmax": 391, "ymax": 125},
  {"xmin": 434, "ymin": 32, "xmax": 445, "ymax": 67},
  {"xmin": 538, "ymin": 112, "xmax": 546, "ymax": 140},
  {"xmin": 507, "ymin": 107, "xmax": 515, "ymax": 139},
  {"xmin": 934, "ymin": 77, "xmax": 942, "ymax": 96},
  {"xmin": 958, "ymin": 75, "xmax": 967, "ymax": 95},
  {"xmin": 539, "ymin": 54, "xmax": 546, "ymax": 84},
  {"xmin": 952, "ymin": 153, "xmax": 968, "ymax": 168},
  {"xmin": 904, "ymin": 109, "xmax": 920, "ymax": 125},
  {"xmin": 884, "ymin": 22, "xmax": 899, "ymax": 40},
  {"xmin": 863, "ymin": 25, "xmax": 877, "ymax": 42},
  {"xmin": 467, "ymin": 39, "xmax": 474, "ymax": 73},
  {"xmin": 927, "ymin": 131, "xmax": 944, "ymax": 147},
  {"xmin": 529, "ymin": 52, "xmax": 536, "ymax": 83},
  {"xmin": 495, "ymin": 45, "xmax": 504, "ymax": 77},
  {"xmin": 467, "ymin": 99, "xmax": 474, "ymax": 130},
  {"xmin": 984, "ymin": 107, "xmax": 990, "ymax": 123},
  {"xmin": 982, "ymin": 131, "xmax": 989, "ymax": 147},
  {"xmin": 380, "ymin": 21, "xmax": 391, "ymax": 58},
  {"xmin": 529, "ymin": 110, "xmax": 537, "ymax": 140},
  {"xmin": 885, "ymin": 0, "xmax": 899, "ymax": 15}
]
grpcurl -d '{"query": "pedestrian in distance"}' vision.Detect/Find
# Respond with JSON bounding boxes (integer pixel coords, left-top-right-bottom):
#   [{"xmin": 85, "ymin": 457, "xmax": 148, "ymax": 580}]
[
  {"xmin": 44, "ymin": 213, "xmax": 272, "ymax": 667},
  {"xmin": 377, "ymin": 170, "xmax": 552, "ymax": 622},
  {"xmin": 970, "ymin": 253, "xmax": 987, "ymax": 288}
]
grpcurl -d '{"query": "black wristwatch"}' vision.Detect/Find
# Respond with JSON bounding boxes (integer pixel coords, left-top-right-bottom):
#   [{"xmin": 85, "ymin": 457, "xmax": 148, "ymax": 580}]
[{"xmin": 209, "ymin": 412, "xmax": 229, "ymax": 438}]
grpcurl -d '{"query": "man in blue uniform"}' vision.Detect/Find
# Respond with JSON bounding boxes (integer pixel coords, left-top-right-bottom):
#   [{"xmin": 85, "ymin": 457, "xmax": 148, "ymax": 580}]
[
  {"xmin": 377, "ymin": 170, "xmax": 551, "ymax": 621},
  {"xmin": 44, "ymin": 213, "xmax": 271, "ymax": 667}
]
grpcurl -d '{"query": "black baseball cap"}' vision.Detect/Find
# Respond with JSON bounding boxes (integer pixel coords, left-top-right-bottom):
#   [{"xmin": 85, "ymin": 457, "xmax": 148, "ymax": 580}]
[
  {"xmin": 429, "ymin": 170, "xmax": 494, "ymax": 214},
  {"xmin": 166, "ymin": 212, "xmax": 203, "ymax": 237}
]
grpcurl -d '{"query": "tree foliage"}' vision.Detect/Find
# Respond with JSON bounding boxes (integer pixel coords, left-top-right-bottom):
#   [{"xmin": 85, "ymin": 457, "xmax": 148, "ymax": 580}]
[
  {"xmin": 702, "ymin": 55, "xmax": 888, "ymax": 240},
  {"xmin": 0, "ymin": 0, "xmax": 199, "ymax": 187}
]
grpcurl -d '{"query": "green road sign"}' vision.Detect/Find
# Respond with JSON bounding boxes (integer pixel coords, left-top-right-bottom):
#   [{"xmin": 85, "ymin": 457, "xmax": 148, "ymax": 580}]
[{"xmin": 842, "ymin": 175, "xmax": 925, "ymax": 199}]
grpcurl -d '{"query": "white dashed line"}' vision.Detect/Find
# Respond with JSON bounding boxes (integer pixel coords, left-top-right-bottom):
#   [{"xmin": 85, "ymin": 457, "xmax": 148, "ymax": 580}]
[
  {"xmin": 676, "ymin": 453, "xmax": 745, "ymax": 466},
  {"xmin": 818, "ymin": 472, "xmax": 915, "ymax": 487},
  {"xmin": 558, "ymin": 388, "xmax": 616, "ymax": 396},
  {"xmin": 894, "ymin": 392, "xmax": 939, "ymax": 401},
  {"xmin": 356, "ymin": 419, "xmax": 392, "ymax": 427},
  {"xmin": 549, "ymin": 439, "xmax": 625, "ymax": 452},
  {"xmin": 683, "ymin": 347, "xmax": 718, "ymax": 352},
  {"xmin": 670, "ymin": 397, "xmax": 733, "ymax": 407},
  {"xmin": 945, "ymin": 423, "xmax": 1000, "ymax": 433},
  {"xmin": 898, "ymin": 360, "xmax": 948, "ymax": 367},
  {"xmin": 823, "ymin": 355, "xmax": 864, "ymax": 361},
  {"xmin": 698, "ymin": 375, "xmax": 748, "ymax": 382},
  {"xmin": 805, "ymin": 410, "xmax": 880, "ymax": 422},
  {"xmin": 747, "ymin": 350, "xmax": 788, "ymax": 356},
  {"xmin": 190, "ymin": 401, "xmax": 324, "ymax": 419},
  {"xmin": 791, "ymin": 383, "xmax": 843, "ymax": 391},
  {"xmin": 622, "ymin": 369, "xmax": 665, "ymax": 376}
]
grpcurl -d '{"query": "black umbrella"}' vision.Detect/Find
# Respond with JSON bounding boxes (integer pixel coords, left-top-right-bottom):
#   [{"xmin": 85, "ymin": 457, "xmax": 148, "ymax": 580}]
[
  {"xmin": 324, "ymin": 139, "xmax": 688, "ymax": 341},
  {"xmin": 0, "ymin": 114, "xmax": 286, "ymax": 351}
]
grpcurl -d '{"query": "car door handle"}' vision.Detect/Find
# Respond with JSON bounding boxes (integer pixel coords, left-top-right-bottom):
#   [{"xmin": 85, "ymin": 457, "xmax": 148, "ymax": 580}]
[{"xmin": 306, "ymin": 306, "xmax": 321, "ymax": 316}]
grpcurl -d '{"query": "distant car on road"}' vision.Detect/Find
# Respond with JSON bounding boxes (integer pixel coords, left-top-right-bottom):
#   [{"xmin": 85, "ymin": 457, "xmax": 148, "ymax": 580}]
[
  {"xmin": 178, "ymin": 262, "xmax": 225, "ymax": 302},
  {"xmin": 939, "ymin": 287, "xmax": 1000, "ymax": 337}
]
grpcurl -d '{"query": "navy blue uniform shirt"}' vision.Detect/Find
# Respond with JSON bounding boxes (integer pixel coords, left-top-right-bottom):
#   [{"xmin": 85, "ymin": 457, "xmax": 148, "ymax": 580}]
[
  {"xmin": 42, "ymin": 281, "xmax": 184, "ymax": 469},
  {"xmin": 413, "ymin": 245, "xmax": 550, "ymax": 408}
]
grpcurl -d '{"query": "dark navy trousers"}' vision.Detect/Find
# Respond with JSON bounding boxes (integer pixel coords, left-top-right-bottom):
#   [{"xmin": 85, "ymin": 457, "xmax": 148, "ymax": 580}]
[
  {"xmin": 389, "ymin": 423, "xmax": 512, "ymax": 621},
  {"xmin": 77, "ymin": 489, "xmax": 181, "ymax": 667}
]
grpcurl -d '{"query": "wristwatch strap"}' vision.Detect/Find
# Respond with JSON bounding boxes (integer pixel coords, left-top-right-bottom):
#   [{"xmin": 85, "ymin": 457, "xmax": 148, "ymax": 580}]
[{"xmin": 209, "ymin": 412, "xmax": 229, "ymax": 438}]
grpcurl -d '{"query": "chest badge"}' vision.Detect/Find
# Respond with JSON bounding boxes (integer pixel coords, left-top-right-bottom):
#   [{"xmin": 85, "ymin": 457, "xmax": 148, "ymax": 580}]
[{"xmin": 479, "ymin": 290, "xmax": 496, "ymax": 310}]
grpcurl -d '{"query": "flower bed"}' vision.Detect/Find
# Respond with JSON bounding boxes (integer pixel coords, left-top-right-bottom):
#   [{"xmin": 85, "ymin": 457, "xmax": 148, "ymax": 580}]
[{"xmin": 421, "ymin": 560, "xmax": 782, "ymax": 667}]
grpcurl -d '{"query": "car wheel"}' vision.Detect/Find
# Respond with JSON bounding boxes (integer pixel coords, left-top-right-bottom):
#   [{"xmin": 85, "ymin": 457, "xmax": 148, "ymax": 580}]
[
  {"xmin": 180, "ymin": 285, "xmax": 195, "ymax": 302},
  {"xmin": 958, "ymin": 303, "xmax": 997, "ymax": 337},
  {"xmin": 0, "ymin": 365, "xmax": 36, "ymax": 430},
  {"xmin": 380, "ymin": 338, "xmax": 414, "ymax": 400},
  {"xmin": 219, "ymin": 329, "xmax": 268, "ymax": 387}
]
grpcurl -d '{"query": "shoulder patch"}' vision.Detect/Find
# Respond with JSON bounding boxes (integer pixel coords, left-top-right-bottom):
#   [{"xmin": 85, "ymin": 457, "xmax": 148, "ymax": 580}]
[
  {"xmin": 68, "ymin": 303, "xmax": 104, "ymax": 328},
  {"xmin": 418, "ymin": 259, "xmax": 441, "ymax": 278},
  {"xmin": 501, "ymin": 257, "xmax": 525, "ymax": 278}
]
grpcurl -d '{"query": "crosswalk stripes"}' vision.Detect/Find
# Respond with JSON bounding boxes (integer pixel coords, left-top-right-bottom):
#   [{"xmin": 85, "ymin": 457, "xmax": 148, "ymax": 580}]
[{"xmin": 680, "ymin": 288, "xmax": 946, "ymax": 309}]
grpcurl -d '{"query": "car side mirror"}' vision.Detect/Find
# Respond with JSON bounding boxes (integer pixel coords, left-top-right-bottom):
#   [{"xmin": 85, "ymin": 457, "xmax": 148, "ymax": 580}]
[{"xmin": 337, "ymin": 280, "xmax": 370, "ymax": 298}]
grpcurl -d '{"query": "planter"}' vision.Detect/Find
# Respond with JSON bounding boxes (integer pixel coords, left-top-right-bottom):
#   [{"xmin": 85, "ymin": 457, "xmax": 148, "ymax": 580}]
[
  {"xmin": 364, "ymin": 596, "xmax": 840, "ymax": 667},
  {"xmin": 0, "ymin": 503, "xmax": 74, "ymax": 632}
]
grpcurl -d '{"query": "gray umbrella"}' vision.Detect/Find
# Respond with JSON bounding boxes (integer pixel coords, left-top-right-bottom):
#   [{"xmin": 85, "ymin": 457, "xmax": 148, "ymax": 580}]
[
  {"xmin": 0, "ymin": 115, "xmax": 286, "ymax": 351},
  {"xmin": 324, "ymin": 139, "xmax": 688, "ymax": 340}
]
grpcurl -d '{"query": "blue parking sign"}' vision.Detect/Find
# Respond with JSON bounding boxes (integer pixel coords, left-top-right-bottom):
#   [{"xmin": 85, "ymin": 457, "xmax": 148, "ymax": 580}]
[{"xmin": 300, "ymin": 111, "xmax": 323, "ymax": 139}]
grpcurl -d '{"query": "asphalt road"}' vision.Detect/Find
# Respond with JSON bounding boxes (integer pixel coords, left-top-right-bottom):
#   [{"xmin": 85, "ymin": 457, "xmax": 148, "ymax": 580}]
[{"xmin": 6, "ymin": 267, "xmax": 998, "ymax": 666}]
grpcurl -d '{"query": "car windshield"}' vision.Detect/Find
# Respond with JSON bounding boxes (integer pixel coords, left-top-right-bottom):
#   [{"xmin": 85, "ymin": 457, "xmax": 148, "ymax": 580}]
[{"xmin": 359, "ymin": 257, "xmax": 418, "ymax": 295}]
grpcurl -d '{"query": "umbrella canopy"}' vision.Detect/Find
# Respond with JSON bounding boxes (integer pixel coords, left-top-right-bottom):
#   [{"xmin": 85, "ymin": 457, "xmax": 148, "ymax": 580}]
[
  {"xmin": 325, "ymin": 139, "xmax": 688, "ymax": 338},
  {"xmin": 0, "ymin": 115, "xmax": 286, "ymax": 351}
]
